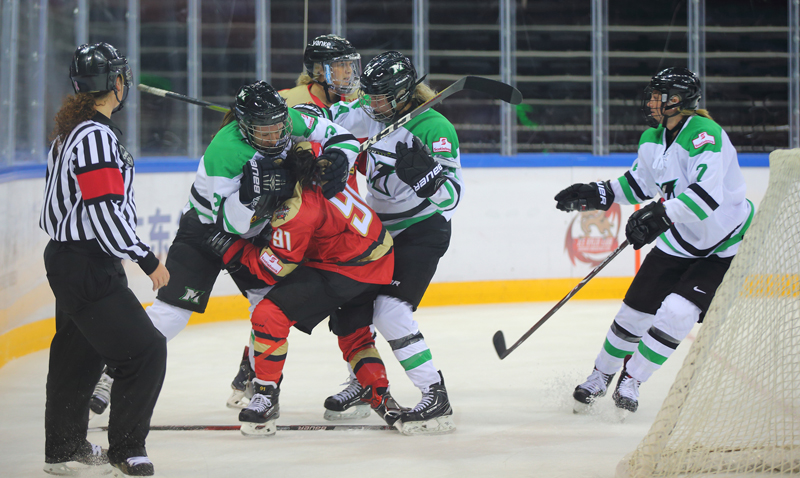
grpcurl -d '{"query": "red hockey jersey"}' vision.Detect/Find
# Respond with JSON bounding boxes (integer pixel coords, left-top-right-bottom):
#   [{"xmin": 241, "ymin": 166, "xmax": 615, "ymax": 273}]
[{"xmin": 234, "ymin": 183, "xmax": 394, "ymax": 285}]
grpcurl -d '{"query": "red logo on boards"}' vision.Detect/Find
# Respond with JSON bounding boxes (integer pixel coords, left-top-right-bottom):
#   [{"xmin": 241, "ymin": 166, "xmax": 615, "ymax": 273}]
[{"xmin": 564, "ymin": 204, "xmax": 622, "ymax": 267}]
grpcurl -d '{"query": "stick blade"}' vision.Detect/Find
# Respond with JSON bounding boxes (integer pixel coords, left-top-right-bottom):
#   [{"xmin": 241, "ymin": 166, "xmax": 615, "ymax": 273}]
[
  {"xmin": 463, "ymin": 76, "xmax": 523, "ymax": 105},
  {"xmin": 492, "ymin": 330, "xmax": 508, "ymax": 359}
]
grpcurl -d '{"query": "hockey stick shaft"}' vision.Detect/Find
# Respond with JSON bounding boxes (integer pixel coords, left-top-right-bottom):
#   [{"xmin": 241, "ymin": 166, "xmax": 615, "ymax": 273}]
[
  {"xmin": 359, "ymin": 76, "xmax": 522, "ymax": 153},
  {"xmin": 493, "ymin": 239, "xmax": 629, "ymax": 359},
  {"xmin": 90, "ymin": 424, "xmax": 393, "ymax": 432},
  {"xmin": 137, "ymin": 84, "xmax": 230, "ymax": 113}
]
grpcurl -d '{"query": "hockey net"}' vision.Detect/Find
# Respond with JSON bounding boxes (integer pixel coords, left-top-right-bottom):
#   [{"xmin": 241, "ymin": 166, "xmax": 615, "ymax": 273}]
[{"xmin": 616, "ymin": 149, "xmax": 800, "ymax": 478}]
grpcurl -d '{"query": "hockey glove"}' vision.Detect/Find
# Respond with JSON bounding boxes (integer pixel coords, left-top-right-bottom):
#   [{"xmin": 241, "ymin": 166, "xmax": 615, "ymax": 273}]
[
  {"xmin": 625, "ymin": 200, "xmax": 672, "ymax": 250},
  {"xmin": 251, "ymin": 168, "xmax": 295, "ymax": 220},
  {"xmin": 317, "ymin": 149, "xmax": 349, "ymax": 199},
  {"xmin": 395, "ymin": 137, "xmax": 446, "ymax": 198},
  {"xmin": 239, "ymin": 158, "xmax": 271, "ymax": 209},
  {"xmin": 204, "ymin": 229, "xmax": 248, "ymax": 268},
  {"xmin": 554, "ymin": 181, "xmax": 615, "ymax": 212}
]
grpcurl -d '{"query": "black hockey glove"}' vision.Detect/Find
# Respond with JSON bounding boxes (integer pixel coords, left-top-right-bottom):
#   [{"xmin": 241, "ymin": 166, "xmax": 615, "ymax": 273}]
[
  {"xmin": 625, "ymin": 200, "xmax": 672, "ymax": 250},
  {"xmin": 251, "ymin": 168, "xmax": 295, "ymax": 220},
  {"xmin": 395, "ymin": 137, "xmax": 446, "ymax": 198},
  {"xmin": 239, "ymin": 158, "xmax": 271, "ymax": 208},
  {"xmin": 317, "ymin": 149, "xmax": 349, "ymax": 199},
  {"xmin": 554, "ymin": 181, "xmax": 615, "ymax": 212},
  {"xmin": 203, "ymin": 229, "xmax": 246, "ymax": 270}
]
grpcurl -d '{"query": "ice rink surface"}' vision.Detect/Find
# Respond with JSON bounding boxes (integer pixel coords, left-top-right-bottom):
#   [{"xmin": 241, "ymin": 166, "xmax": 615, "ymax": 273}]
[{"xmin": 0, "ymin": 300, "xmax": 699, "ymax": 478}]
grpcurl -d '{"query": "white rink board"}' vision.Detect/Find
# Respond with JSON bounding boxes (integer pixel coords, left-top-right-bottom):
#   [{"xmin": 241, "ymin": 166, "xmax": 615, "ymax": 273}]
[{"xmin": 0, "ymin": 166, "xmax": 770, "ymax": 332}]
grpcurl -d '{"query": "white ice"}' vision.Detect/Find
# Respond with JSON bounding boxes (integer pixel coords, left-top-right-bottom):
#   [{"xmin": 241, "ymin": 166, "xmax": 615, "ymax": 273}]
[{"xmin": 0, "ymin": 300, "xmax": 698, "ymax": 477}]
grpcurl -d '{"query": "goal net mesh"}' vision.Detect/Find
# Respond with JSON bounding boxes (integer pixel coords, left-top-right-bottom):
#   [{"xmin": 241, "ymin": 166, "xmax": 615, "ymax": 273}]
[{"xmin": 616, "ymin": 149, "xmax": 800, "ymax": 478}]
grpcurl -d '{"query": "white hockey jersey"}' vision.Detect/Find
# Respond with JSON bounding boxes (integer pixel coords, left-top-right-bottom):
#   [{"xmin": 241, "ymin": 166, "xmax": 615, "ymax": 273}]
[
  {"xmin": 328, "ymin": 98, "xmax": 464, "ymax": 237},
  {"xmin": 609, "ymin": 115, "xmax": 753, "ymax": 259}
]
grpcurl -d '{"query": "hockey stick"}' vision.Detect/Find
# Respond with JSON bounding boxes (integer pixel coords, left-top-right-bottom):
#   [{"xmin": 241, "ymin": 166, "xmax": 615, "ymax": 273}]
[
  {"xmin": 493, "ymin": 239, "xmax": 630, "ymax": 359},
  {"xmin": 137, "ymin": 84, "xmax": 230, "ymax": 113},
  {"xmin": 90, "ymin": 424, "xmax": 393, "ymax": 432},
  {"xmin": 358, "ymin": 76, "xmax": 522, "ymax": 153}
]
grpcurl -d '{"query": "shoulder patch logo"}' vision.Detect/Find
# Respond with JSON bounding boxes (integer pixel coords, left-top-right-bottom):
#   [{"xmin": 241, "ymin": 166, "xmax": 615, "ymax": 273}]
[
  {"xmin": 274, "ymin": 204, "xmax": 290, "ymax": 220},
  {"xmin": 432, "ymin": 137, "xmax": 452, "ymax": 153},
  {"xmin": 692, "ymin": 132, "xmax": 715, "ymax": 149},
  {"xmin": 300, "ymin": 113, "xmax": 316, "ymax": 130}
]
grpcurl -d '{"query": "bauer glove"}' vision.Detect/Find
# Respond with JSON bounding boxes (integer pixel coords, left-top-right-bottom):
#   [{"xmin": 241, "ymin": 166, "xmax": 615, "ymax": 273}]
[
  {"xmin": 204, "ymin": 229, "xmax": 247, "ymax": 268},
  {"xmin": 625, "ymin": 200, "xmax": 672, "ymax": 250},
  {"xmin": 395, "ymin": 137, "xmax": 446, "ymax": 198},
  {"xmin": 317, "ymin": 149, "xmax": 349, "ymax": 199},
  {"xmin": 554, "ymin": 181, "xmax": 615, "ymax": 212}
]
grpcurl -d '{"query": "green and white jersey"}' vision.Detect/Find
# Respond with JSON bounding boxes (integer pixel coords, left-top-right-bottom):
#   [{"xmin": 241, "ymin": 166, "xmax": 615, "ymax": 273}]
[
  {"xmin": 185, "ymin": 108, "xmax": 360, "ymax": 238},
  {"xmin": 328, "ymin": 98, "xmax": 463, "ymax": 237},
  {"xmin": 610, "ymin": 115, "xmax": 753, "ymax": 259}
]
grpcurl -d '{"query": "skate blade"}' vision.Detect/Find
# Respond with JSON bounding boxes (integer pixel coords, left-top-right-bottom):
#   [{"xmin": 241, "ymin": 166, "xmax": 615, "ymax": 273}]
[
  {"xmin": 44, "ymin": 462, "xmax": 114, "ymax": 476},
  {"xmin": 400, "ymin": 415, "xmax": 456, "ymax": 436},
  {"xmin": 323, "ymin": 404, "xmax": 372, "ymax": 421},
  {"xmin": 226, "ymin": 389, "xmax": 249, "ymax": 409},
  {"xmin": 240, "ymin": 419, "xmax": 277, "ymax": 437}
]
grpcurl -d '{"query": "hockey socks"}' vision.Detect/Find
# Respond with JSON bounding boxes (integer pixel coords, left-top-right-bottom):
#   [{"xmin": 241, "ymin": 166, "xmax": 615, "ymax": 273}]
[
  {"xmin": 250, "ymin": 299, "xmax": 295, "ymax": 383},
  {"xmin": 338, "ymin": 325, "xmax": 389, "ymax": 398}
]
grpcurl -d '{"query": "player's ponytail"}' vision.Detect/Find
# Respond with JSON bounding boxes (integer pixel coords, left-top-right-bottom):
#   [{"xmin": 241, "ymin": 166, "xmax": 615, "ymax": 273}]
[{"xmin": 680, "ymin": 108, "xmax": 713, "ymax": 121}]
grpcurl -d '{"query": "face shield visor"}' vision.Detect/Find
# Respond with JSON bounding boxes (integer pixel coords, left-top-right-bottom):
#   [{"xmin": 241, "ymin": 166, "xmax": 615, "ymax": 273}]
[{"xmin": 322, "ymin": 53, "xmax": 361, "ymax": 96}]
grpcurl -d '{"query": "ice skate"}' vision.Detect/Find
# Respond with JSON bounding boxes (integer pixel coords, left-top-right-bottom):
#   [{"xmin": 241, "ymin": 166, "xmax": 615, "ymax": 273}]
[
  {"xmin": 88, "ymin": 369, "xmax": 113, "ymax": 419},
  {"xmin": 572, "ymin": 367, "xmax": 615, "ymax": 414},
  {"xmin": 398, "ymin": 371, "xmax": 456, "ymax": 435},
  {"xmin": 226, "ymin": 346, "xmax": 255, "ymax": 409},
  {"xmin": 239, "ymin": 380, "xmax": 280, "ymax": 437},
  {"xmin": 44, "ymin": 441, "xmax": 112, "ymax": 476},
  {"xmin": 612, "ymin": 373, "xmax": 640, "ymax": 413},
  {"xmin": 323, "ymin": 377, "xmax": 371, "ymax": 421},
  {"xmin": 109, "ymin": 456, "xmax": 154, "ymax": 476},
  {"xmin": 365, "ymin": 386, "xmax": 406, "ymax": 429}
]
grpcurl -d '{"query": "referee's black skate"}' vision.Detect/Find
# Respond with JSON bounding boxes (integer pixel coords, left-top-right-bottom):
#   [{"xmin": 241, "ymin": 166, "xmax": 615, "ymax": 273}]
[
  {"xmin": 323, "ymin": 377, "xmax": 371, "ymax": 420},
  {"xmin": 398, "ymin": 371, "xmax": 456, "ymax": 435},
  {"xmin": 110, "ymin": 456, "xmax": 154, "ymax": 476},
  {"xmin": 89, "ymin": 368, "xmax": 113, "ymax": 418},
  {"xmin": 226, "ymin": 346, "xmax": 255, "ymax": 409},
  {"xmin": 239, "ymin": 380, "xmax": 280, "ymax": 437},
  {"xmin": 44, "ymin": 440, "xmax": 111, "ymax": 476},
  {"xmin": 573, "ymin": 367, "xmax": 615, "ymax": 414}
]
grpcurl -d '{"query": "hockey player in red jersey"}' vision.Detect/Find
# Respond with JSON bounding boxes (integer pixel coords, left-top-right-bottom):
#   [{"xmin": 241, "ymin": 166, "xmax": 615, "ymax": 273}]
[{"xmin": 205, "ymin": 144, "xmax": 401, "ymax": 436}]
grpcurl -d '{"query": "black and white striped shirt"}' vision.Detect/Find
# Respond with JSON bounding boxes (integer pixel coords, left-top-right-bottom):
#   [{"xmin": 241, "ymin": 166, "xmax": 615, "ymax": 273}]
[{"xmin": 39, "ymin": 113, "xmax": 158, "ymax": 274}]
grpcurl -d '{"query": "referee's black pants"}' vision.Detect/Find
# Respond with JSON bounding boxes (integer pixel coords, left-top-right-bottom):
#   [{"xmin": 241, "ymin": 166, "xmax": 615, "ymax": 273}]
[{"xmin": 43, "ymin": 240, "xmax": 167, "ymax": 464}]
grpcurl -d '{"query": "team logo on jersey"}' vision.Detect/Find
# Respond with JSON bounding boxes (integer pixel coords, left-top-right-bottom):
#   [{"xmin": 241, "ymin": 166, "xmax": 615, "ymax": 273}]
[
  {"xmin": 259, "ymin": 249, "xmax": 284, "ymax": 275},
  {"xmin": 179, "ymin": 287, "xmax": 205, "ymax": 304},
  {"xmin": 432, "ymin": 137, "xmax": 452, "ymax": 153},
  {"xmin": 300, "ymin": 113, "xmax": 317, "ymax": 130},
  {"xmin": 564, "ymin": 203, "xmax": 622, "ymax": 267},
  {"xmin": 692, "ymin": 132, "xmax": 715, "ymax": 149},
  {"xmin": 274, "ymin": 204, "xmax": 290, "ymax": 220},
  {"xmin": 658, "ymin": 179, "xmax": 678, "ymax": 200}
]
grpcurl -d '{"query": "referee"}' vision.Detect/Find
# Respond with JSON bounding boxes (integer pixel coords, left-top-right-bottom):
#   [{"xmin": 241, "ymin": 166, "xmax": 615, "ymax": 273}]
[{"xmin": 39, "ymin": 43, "xmax": 168, "ymax": 477}]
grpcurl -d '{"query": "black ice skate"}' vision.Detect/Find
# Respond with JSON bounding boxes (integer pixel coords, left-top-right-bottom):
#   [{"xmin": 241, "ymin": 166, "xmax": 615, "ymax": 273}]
[
  {"xmin": 365, "ymin": 386, "xmax": 406, "ymax": 428},
  {"xmin": 573, "ymin": 367, "xmax": 615, "ymax": 414},
  {"xmin": 89, "ymin": 368, "xmax": 114, "ymax": 418},
  {"xmin": 612, "ymin": 373, "xmax": 640, "ymax": 413},
  {"xmin": 323, "ymin": 377, "xmax": 371, "ymax": 421},
  {"xmin": 226, "ymin": 346, "xmax": 255, "ymax": 409},
  {"xmin": 110, "ymin": 456, "xmax": 154, "ymax": 476},
  {"xmin": 239, "ymin": 380, "xmax": 280, "ymax": 437},
  {"xmin": 43, "ymin": 440, "xmax": 111, "ymax": 476},
  {"xmin": 398, "ymin": 371, "xmax": 456, "ymax": 435}
]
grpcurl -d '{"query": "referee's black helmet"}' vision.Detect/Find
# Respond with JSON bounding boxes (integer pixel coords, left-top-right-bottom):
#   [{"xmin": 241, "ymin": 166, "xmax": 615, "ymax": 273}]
[{"xmin": 69, "ymin": 43, "xmax": 132, "ymax": 110}]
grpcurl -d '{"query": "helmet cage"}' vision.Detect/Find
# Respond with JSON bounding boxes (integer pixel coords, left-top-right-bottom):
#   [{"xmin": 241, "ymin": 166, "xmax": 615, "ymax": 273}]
[
  {"xmin": 233, "ymin": 81, "xmax": 293, "ymax": 157},
  {"xmin": 239, "ymin": 118, "xmax": 293, "ymax": 158},
  {"xmin": 358, "ymin": 51, "xmax": 419, "ymax": 123}
]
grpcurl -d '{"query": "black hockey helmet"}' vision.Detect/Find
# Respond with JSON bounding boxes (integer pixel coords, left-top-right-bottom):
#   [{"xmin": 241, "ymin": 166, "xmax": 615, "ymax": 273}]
[
  {"xmin": 69, "ymin": 42, "xmax": 132, "ymax": 112},
  {"xmin": 232, "ymin": 81, "xmax": 292, "ymax": 158},
  {"xmin": 303, "ymin": 34, "xmax": 361, "ymax": 96},
  {"xmin": 358, "ymin": 51, "xmax": 423, "ymax": 123},
  {"xmin": 641, "ymin": 67, "xmax": 702, "ymax": 127}
]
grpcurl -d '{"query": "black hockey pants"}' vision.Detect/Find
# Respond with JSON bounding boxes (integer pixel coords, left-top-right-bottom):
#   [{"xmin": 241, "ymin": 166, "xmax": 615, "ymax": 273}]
[{"xmin": 43, "ymin": 240, "xmax": 167, "ymax": 464}]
